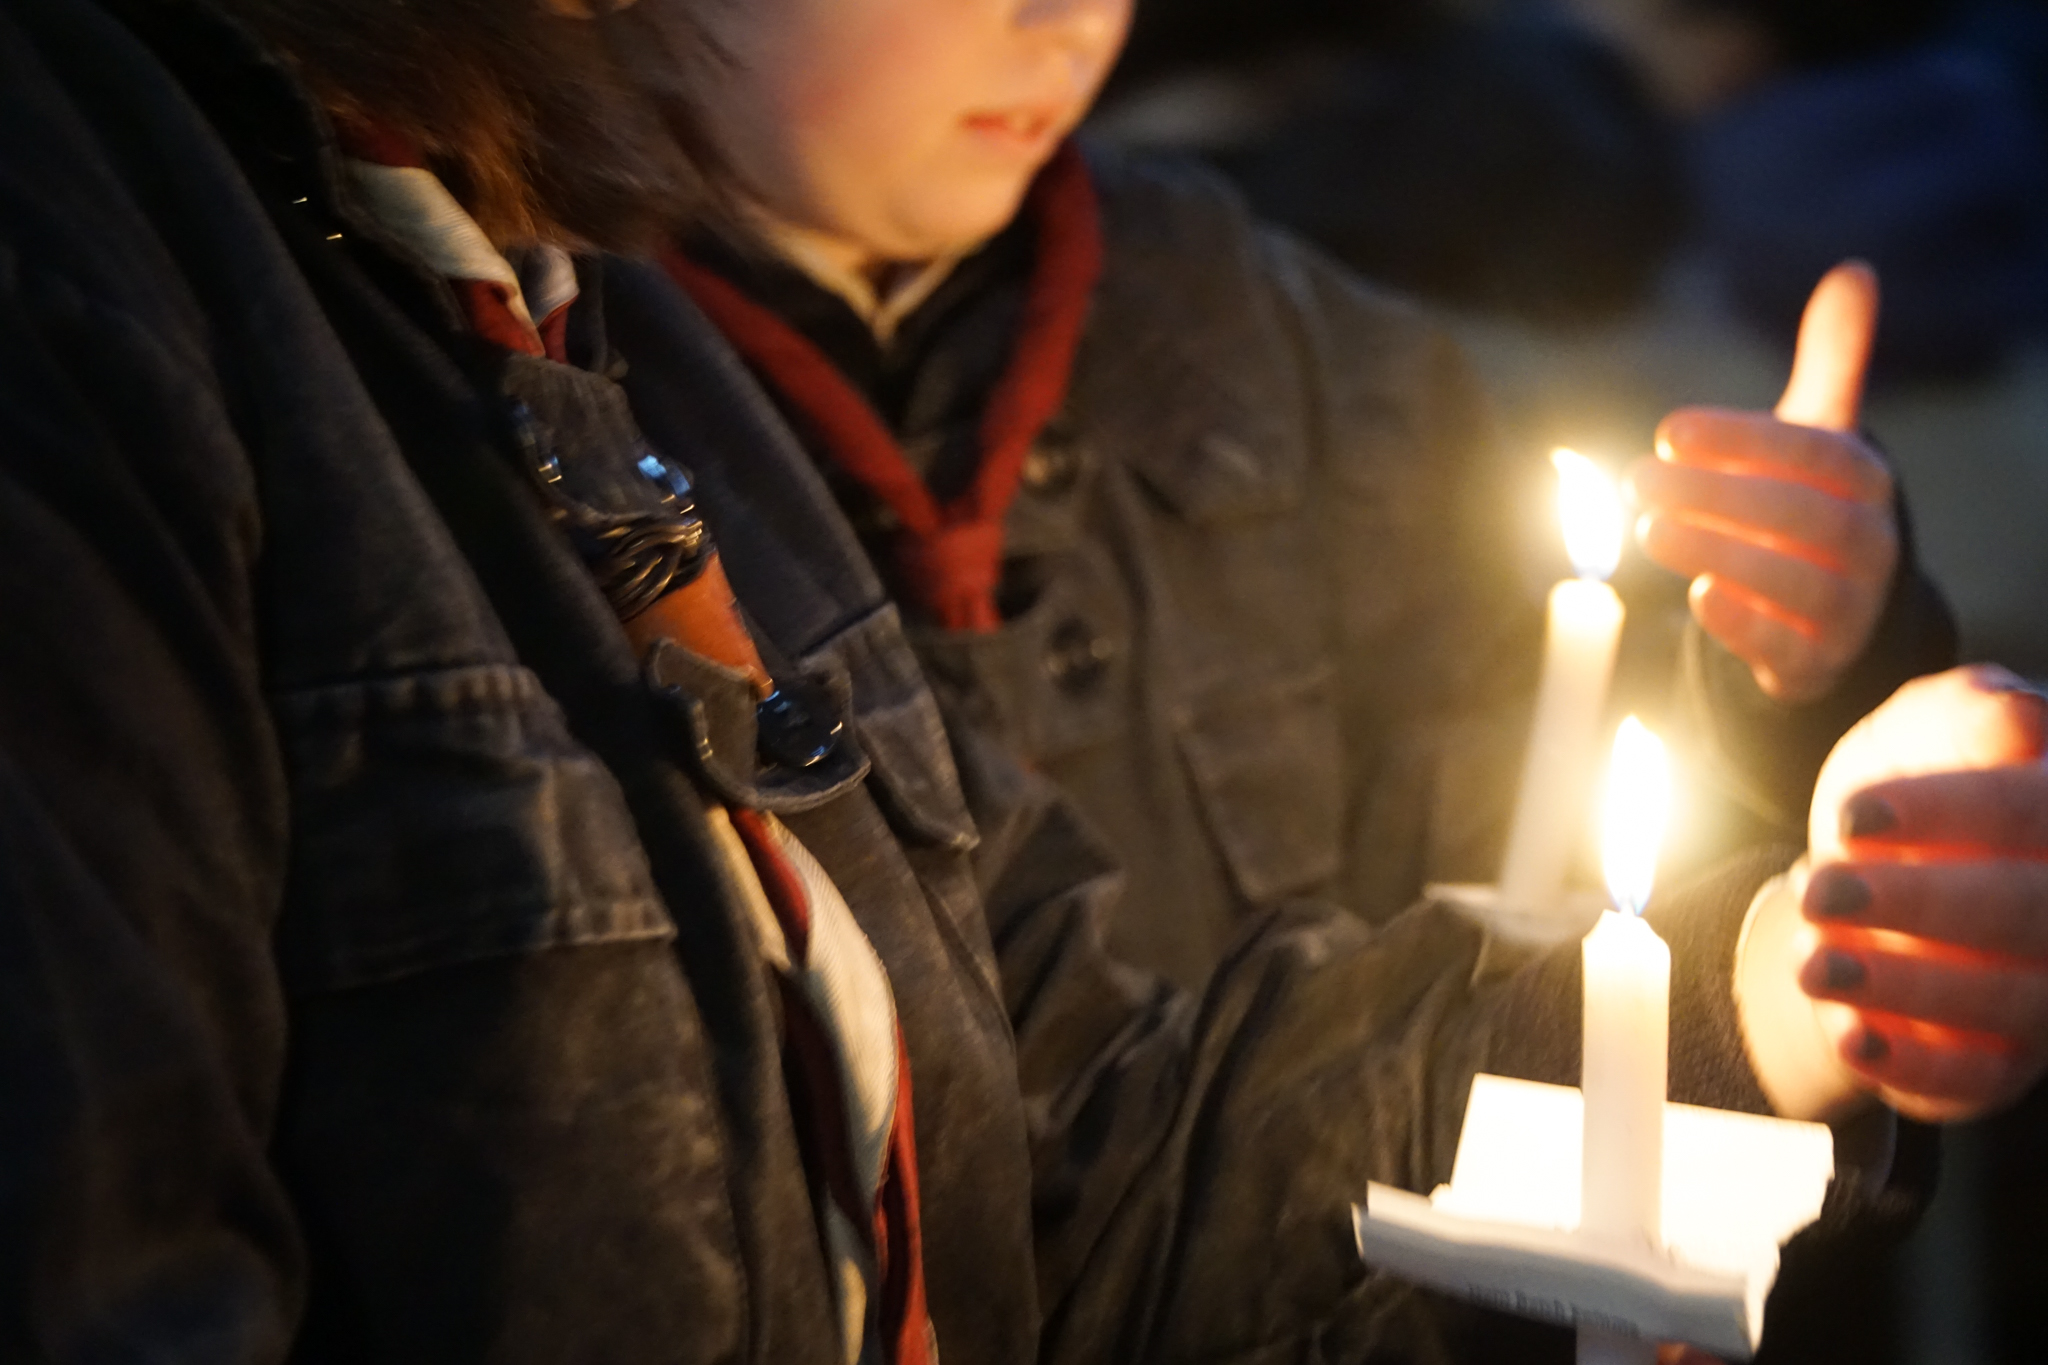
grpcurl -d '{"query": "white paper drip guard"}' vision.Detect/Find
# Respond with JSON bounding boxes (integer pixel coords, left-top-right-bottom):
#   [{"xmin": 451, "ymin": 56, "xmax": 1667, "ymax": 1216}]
[{"xmin": 1353, "ymin": 1075, "xmax": 1835, "ymax": 1360}]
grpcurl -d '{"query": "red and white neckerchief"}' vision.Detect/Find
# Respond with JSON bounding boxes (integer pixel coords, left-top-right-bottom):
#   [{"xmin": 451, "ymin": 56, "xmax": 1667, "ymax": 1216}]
[
  {"xmin": 336, "ymin": 131, "xmax": 936, "ymax": 1365},
  {"xmin": 662, "ymin": 141, "xmax": 1104, "ymax": 634},
  {"xmin": 706, "ymin": 807, "xmax": 934, "ymax": 1365},
  {"xmin": 335, "ymin": 120, "xmax": 579, "ymax": 361}
]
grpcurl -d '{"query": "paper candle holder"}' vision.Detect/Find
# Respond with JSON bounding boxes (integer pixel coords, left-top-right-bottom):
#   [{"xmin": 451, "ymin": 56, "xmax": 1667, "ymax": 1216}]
[{"xmin": 1352, "ymin": 1075, "xmax": 1835, "ymax": 1360}]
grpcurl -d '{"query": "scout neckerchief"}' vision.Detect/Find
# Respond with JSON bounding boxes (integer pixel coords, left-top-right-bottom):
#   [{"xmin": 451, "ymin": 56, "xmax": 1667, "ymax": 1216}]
[
  {"xmin": 338, "ymin": 123, "xmax": 934, "ymax": 1365},
  {"xmin": 335, "ymin": 119, "xmax": 580, "ymax": 362},
  {"xmin": 662, "ymin": 141, "xmax": 1104, "ymax": 634}
]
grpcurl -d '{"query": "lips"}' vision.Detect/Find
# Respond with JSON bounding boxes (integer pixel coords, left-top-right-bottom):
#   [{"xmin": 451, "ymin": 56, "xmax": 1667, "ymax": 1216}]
[{"xmin": 962, "ymin": 107, "xmax": 1064, "ymax": 155}]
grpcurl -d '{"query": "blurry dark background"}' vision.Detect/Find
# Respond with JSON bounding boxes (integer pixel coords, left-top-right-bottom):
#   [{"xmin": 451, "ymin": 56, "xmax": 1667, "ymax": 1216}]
[{"xmin": 1092, "ymin": 3, "xmax": 2048, "ymax": 1361}]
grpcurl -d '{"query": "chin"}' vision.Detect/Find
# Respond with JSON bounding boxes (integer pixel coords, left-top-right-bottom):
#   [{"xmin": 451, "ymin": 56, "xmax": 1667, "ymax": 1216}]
[{"xmin": 892, "ymin": 174, "xmax": 1037, "ymax": 259}]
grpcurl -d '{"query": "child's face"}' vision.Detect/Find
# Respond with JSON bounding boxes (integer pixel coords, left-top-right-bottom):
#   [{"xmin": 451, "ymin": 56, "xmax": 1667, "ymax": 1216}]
[{"xmin": 701, "ymin": 0, "xmax": 1132, "ymax": 264}]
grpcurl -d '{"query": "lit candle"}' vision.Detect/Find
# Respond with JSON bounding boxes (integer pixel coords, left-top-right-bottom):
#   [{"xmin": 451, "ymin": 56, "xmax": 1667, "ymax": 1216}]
[
  {"xmin": 1498, "ymin": 450, "xmax": 1627, "ymax": 918},
  {"xmin": 1578, "ymin": 717, "xmax": 1674, "ymax": 1365}
]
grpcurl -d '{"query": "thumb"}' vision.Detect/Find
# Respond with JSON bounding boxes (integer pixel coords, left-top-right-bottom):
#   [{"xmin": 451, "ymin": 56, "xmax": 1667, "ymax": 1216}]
[{"xmin": 1776, "ymin": 261, "xmax": 1879, "ymax": 432}]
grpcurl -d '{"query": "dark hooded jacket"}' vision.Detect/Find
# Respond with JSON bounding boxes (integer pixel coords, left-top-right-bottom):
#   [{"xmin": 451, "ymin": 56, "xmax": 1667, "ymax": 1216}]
[{"xmin": 0, "ymin": 0, "xmax": 1929, "ymax": 1362}]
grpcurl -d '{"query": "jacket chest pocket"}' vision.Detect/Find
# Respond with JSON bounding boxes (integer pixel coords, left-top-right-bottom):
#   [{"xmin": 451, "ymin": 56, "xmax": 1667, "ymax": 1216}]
[
  {"xmin": 1175, "ymin": 666, "xmax": 1345, "ymax": 905},
  {"xmin": 272, "ymin": 663, "xmax": 674, "ymax": 994},
  {"xmin": 912, "ymin": 542, "xmax": 1134, "ymax": 768}
]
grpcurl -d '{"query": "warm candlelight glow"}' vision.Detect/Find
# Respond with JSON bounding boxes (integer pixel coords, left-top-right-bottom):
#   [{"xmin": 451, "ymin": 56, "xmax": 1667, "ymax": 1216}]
[
  {"xmin": 1600, "ymin": 717, "xmax": 1673, "ymax": 917},
  {"xmin": 1552, "ymin": 449, "xmax": 1625, "ymax": 583},
  {"xmin": 1579, "ymin": 720, "xmax": 1674, "ymax": 1306},
  {"xmin": 1497, "ymin": 450, "xmax": 1629, "ymax": 920}
]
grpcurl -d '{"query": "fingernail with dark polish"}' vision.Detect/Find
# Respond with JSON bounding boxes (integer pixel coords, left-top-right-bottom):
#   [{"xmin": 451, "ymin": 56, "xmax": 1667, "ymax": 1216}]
[
  {"xmin": 1844, "ymin": 796, "xmax": 1898, "ymax": 840},
  {"xmin": 1812, "ymin": 871, "xmax": 1871, "ymax": 919},
  {"xmin": 1855, "ymin": 1029, "xmax": 1891, "ymax": 1064},
  {"xmin": 1822, "ymin": 951, "xmax": 1867, "ymax": 991}
]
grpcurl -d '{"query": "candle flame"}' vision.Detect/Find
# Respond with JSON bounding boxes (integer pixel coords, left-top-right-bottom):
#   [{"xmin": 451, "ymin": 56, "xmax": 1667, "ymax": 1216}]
[
  {"xmin": 1552, "ymin": 449, "xmax": 1624, "ymax": 582},
  {"xmin": 1601, "ymin": 716, "xmax": 1672, "ymax": 917}
]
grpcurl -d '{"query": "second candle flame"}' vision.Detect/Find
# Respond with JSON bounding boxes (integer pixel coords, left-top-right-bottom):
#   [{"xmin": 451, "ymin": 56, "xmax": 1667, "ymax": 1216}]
[
  {"xmin": 1552, "ymin": 449, "xmax": 1625, "ymax": 583},
  {"xmin": 1601, "ymin": 717, "xmax": 1672, "ymax": 918}
]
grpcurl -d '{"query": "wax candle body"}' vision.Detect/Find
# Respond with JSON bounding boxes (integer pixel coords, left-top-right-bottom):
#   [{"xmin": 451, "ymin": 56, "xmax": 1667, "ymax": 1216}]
[
  {"xmin": 1498, "ymin": 579, "xmax": 1625, "ymax": 916},
  {"xmin": 1580, "ymin": 909, "xmax": 1670, "ymax": 1247}
]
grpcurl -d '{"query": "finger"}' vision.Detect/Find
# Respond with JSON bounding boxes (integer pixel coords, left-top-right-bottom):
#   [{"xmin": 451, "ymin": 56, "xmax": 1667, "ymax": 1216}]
[
  {"xmin": 1777, "ymin": 261, "xmax": 1880, "ymax": 432},
  {"xmin": 1654, "ymin": 408, "xmax": 1893, "ymax": 506},
  {"xmin": 1832, "ymin": 1011, "xmax": 2034, "ymax": 1122},
  {"xmin": 1802, "ymin": 931, "xmax": 2048, "ymax": 1039},
  {"xmin": 1840, "ymin": 764, "xmax": 2048, "ymax": 857},
  {"xmin": 1809, "ymin": 667, "xmax": 2048, "ymax": 863},
  {"xmin": 1687, "ymin": 575, "xmax": 1831, "ymax": 701},
  {"xmin": 1839, "ymin": 666, "xmax": 2048, "ymax": 770},
  {"xmin": 1639, "ymin": 514, "xmax": 1860, "ymax": 633},
  {"xmin": 1629, "ymin": 458, "xmax": 1895, "ymax": 578},
  {"xmin": 1807, "ymin": 859, "xmax": 2048, "ymax": 959}
]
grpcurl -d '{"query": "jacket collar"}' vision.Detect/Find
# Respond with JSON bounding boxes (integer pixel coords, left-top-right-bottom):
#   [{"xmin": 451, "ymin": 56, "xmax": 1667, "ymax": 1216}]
[
  {"xmin": 602, "ymin": 253, "xmax": 895, "ymax": 657},
  {"xmin": 96, "ymin": 0, "xmax": 344, "ymax": 213},
  {"xmin": 98, "ymin": 0, "xmax": 483, "ymax": 333}
]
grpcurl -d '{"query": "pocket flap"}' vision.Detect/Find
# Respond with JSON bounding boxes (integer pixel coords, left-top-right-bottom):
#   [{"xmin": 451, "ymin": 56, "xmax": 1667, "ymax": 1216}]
[
  {"xmin": 801, "ymin": 604, "xmax": 979, "ymax": 852},
  {"xmin": 273, "ymin": 664, "xmax": 673, "ymax": 993},
  {"xmin": 1176, "ymin": 667, "xmax": 1344, "ymax": 904}
]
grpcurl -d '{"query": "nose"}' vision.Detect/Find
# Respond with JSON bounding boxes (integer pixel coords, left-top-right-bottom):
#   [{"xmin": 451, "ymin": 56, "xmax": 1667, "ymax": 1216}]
[{"xmin": 1016, "ymin": 0, "xmax": 1131, "ymax": 51}]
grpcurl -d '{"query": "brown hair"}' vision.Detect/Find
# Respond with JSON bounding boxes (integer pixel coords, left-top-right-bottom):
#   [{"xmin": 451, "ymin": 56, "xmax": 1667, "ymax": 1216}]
[{"xmin": 219, "ymin": 0, "xmax": 728, "ymax": 249}]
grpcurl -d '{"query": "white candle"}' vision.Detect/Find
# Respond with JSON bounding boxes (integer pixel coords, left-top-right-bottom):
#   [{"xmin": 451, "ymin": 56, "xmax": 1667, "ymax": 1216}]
[
  {"xmin": 1498, "ymin": 451, "xmax": 1627, "ymax": 917},
  {"xmin": 1580, "ymin": 909, "xmax": 1669, "ymax": 1244},
  {"xmin": 1577, "ymin": 718, "xmax": 1674, "ymax": 1365}
]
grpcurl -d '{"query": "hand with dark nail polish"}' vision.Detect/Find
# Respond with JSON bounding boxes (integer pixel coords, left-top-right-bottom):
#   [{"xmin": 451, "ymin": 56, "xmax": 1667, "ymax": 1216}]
[{"xmin": 1795, "ymin": 665, "xmax": 2048, "ymax": 1122}]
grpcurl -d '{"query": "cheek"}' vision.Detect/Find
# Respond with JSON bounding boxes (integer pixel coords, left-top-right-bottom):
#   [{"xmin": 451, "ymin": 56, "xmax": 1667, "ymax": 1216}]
[
  {"xmin": 735, "ymin": 0, "xmax": 1109, "ymax": 255},
  {"xmin": 777, "ymin": 23, "xmax": 1018, "ymax": 247},
  {"xmin": 773, "ymin": 2, "xmax": 977, "ymax": 166}
]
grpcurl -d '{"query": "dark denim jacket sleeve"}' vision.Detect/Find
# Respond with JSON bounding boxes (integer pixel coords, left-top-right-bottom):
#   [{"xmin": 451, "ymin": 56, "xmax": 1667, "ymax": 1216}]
[
  {"xmin": 0, "ymin": 88, "xmax": 303, "ymax": 1362},
  {"xmin": 960, "ymin": 696, "xmax": 1837, "ymax": 1365},
  {"xmin": 962, "ymin": 689, "xmax": 1926, "ymax": 1365}
]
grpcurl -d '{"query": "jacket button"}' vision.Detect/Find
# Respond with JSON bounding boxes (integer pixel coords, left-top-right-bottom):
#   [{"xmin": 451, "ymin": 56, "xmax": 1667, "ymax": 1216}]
[
  {"xmin": 756, "ymin": 683, "xmax": 843, "ymax": 770},
  {"xmin": 1044, "ymin": 617, "xmax": 1114, "ymax": 695},
  {"xmin": 1021, "ymin": 440, "xmax": 1080, "ymax": 496}
]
